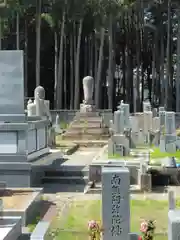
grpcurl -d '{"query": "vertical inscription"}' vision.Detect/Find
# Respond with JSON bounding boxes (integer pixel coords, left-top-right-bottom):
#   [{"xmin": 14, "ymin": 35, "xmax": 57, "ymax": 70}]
[{"xmin": 111, "ymin": 174, "xmax": 122, "ymax": 237}]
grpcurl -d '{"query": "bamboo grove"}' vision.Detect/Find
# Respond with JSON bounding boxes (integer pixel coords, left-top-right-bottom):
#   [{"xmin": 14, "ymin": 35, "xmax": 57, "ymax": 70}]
[{"xmin": 0, "ymin": 0, "xmax": 180, "ymax": 111}]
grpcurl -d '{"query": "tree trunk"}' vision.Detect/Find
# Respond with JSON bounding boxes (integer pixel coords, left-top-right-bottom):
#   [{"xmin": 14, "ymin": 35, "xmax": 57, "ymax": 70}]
[
  {"xmin": 36, "ymin": 0, "xmax": 42, "ymax": 86},
  {"xmin": 64, "ymin": 34, "xmax": 67, "ymax": 108},
  {"xmin": 176, "ymin": 9, "xmax": 180, "ymax": 111},
  {"xmin": 95, "ymin": 27, "xmax": 105, "ymax": 108},
  {"xmin": 57, "ymin": 12, "xmax": 65, "ymax": 109},
  {"xmin": 70, "ymin": 31, "xmax": 74, "ymax": 109},
  {"xmin": 54, "ymin": 31, "xmax": 58, "ymax": 108},
  {"xmin": 160, "ymin": 28, "xmax": 164, "ymax": 106},
  {"xmin": 107, "ymin": 14, "xmax": 113, "ymax": 110},
  {"xmin": 74, "ymin": 18, "xmax": 83, "ymax": 109},
  {"xmin": 16, "ymin": 12, "xmax": 20, "ymax": 50},
  {"xmin": 0, "ymin": 17, "xmax": 2, "ymax": 50},
  {"xmin": 24, "ymin": 18, "xmax": 28, "ymax": 98},
  {"xmin": 165, "ymin": 0, "xmax": 172, "ymax": 110}
]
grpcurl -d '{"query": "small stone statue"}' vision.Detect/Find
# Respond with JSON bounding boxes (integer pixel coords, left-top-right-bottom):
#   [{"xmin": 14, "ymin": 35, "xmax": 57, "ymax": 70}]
[
  {"xmin": 27, "ymin": 86, "xmax": 52, "ymax": 122},
  {"xmin": 83, "ymin": 76, "xmax": 94, "ymax": 105}
]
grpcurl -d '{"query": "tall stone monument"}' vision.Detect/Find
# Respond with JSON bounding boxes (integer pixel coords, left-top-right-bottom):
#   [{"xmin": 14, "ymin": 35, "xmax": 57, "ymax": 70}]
[
  {"xmin": 102, "ymin": 167, "xmax": 130, "ymax": 240},
  {"xmin": 80, "ymin": 76, "xmax": 95, "ymax": 112}
]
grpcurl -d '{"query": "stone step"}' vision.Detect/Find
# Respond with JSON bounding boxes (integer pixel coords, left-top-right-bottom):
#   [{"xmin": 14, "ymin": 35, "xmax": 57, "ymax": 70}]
[
  {"xmin": 61, "ymin": 134, "xmax": 110, "ymax": 140},
  {"xmin": 42, "ymin": 176, "xmax": 88, "ymax": 184},
  {"xmin": 45, "ymin": 169, "xmax": 88, "ymax": 177},
  {"xmin": 73, "ymin": 117, "xmax": 103, "ymax": 123},
  {"xmin": 65, "ymin": 128, "xmax": 109, "ymax": 135},
  {"xmin": 70, "ymin": 122, "xmax": 102, "ymax": 128},
  {"xmin": 70, "ymin": 140, "xmax": 108, "ymax": 147},
  {"xmin": 75, "ymin": 112, "xmax": 100, "ymax": 118}
]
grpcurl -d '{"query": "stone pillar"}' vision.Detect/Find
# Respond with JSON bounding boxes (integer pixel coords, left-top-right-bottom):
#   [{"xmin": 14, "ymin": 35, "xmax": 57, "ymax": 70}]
[
  {"xmin": 102, "ymin": 167, "xmax": 130, "ymax": 240},
  {"xmin": 168, "ymin": 190, "xmax": 176, "ymax": 210}
]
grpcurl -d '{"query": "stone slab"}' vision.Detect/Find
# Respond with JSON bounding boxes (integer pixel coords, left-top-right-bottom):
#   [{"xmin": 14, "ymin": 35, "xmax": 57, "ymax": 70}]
[{"xmin": 0, "ymin": 50, "xmax": 24, "ymax": 119}]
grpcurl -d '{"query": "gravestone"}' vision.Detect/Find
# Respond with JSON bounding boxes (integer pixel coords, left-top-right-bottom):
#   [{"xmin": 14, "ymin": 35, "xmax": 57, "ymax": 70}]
[
  {"xmin": 108, "ymin": 138, "xmax": 114, "ymax": 156},
  {"xmin": 102, "ymin": 167, "xmax": 130, "ymax": 240},
  {"xmin": 114, "ymin": 111, "xmax": 121, "ymax": 134},
  {"xmin": 168, "ymin": 190, "xmax": 176, "ymax": 210},
  {"xmin": 129, "ymin": 116, "xmax": 138, "ymax": 133},
  {"xmin": 159, "ymin": 110, "xmax": 165, "ymax": 132},
  {"xmin": 159, "ymin": 137, "xmax": 166, "ymax": 152},
  {"xmin": 119, "ymin": 110, "xmax": 125, "ymax": 134},
  {"xmin": 121, "ymin": 103, "xmax": 130, "ymax": 129},
  {"xmin": 0, "ymin": 50, "xmax": 25, "ymax": 122},
  {"xmin": 165, "ymin": 112, "xmax": 175, "ymax": 135},
  {"xmin": 114, "ymin": 143, "xmax": 124, "ymax": 156},
  {"xmin": 168, "ymin": 210, "xmax": 180, "ymax": 240}
]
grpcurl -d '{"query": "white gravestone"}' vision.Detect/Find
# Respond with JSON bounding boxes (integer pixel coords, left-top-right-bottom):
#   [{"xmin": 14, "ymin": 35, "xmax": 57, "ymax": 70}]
[
  {"xmin": 121, "ymin": 103, "xmax": 130, "ymax": 129},
  {"xmin": 114, "ymin": 111, "xmax": 121, "ymax": 134},
  {"xmin": 159, "ymin": 111, "xmax": 165, "ymax": 130},
  {"xmin": 102, "ymin": 167, "xmax": 130, "ymax": 240},
  {"xmin": 165, "ymin": 112, "xmax": 175, "ymax": 135},
  {"xmin": 119, "ymin": 110, "xmax": 125, "ymax": 134}
]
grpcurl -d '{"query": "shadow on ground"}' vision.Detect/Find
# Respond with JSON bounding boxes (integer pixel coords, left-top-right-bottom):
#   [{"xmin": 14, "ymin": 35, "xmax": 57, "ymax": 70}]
[{"xmin": 42, "ymin": 184, "xmax": 85, "ymax": 194}]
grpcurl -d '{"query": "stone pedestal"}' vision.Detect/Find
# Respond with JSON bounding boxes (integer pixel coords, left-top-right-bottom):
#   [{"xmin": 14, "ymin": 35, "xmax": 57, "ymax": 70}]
[{"xmin": 80, "ymin": 103, "xmax": 96, "ymax": 113}]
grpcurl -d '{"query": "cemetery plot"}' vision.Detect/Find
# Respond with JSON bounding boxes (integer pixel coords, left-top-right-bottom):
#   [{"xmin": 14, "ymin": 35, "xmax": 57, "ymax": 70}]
[
  {"xmin": 47, "ymin": 199, "xmax": 172, "ymax": 240},
  {"xmin": 0, "ymin": 189, "xmax": 35, "ymax": 209}
]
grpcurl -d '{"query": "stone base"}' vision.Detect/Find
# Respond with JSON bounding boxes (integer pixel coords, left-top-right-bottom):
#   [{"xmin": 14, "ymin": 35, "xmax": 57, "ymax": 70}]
[
  {"xmin": 80, "ymin": 103, "xmax": 96, "ymax": 113},
  {"xmin": 0, "ymin": 162, "xmax": 32, "ymax": 187}
]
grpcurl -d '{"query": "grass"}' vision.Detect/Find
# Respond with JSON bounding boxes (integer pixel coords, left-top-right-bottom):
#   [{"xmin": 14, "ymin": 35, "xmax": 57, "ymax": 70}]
[
  {"xmin": 27, "ymin": 215, "xmax": 41, "ymax": 232},
  {"xmin": 48, "ymin": 199, "xmax": 180, "ymax": 240},
  {"xmin": 150, "ymin": 147, "xmax": 180, "ymax": 159}
]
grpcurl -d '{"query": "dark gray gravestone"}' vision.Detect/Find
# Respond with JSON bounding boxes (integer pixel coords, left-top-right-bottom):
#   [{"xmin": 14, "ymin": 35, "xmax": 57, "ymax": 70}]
[
  {"xmin": 102, "ymin": 166, "xmax": 130, "ymax": 240},
  {"xmin": 0, "ymin": 50, "xmax": 24, "ymax": 121}
]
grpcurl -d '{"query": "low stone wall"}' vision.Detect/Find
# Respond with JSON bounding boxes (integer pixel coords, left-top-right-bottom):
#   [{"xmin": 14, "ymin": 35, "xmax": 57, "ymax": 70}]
[
  {"xmin": 50, "ymin": 109, "xmax": 113, "ymax": 127},
  {"xmin": 0, "ymin": 188, "xmax": 42, "ymax": 227},
  {"xmin": 89, "ymin": 163, "xmax": 139, "ymax": 185}
]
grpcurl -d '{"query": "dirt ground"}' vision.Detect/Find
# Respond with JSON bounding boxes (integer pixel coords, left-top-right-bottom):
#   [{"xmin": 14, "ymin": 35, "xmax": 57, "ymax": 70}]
[{"xmin": 0, "ymin": 190, "xmax": 34, "ymax": 209}]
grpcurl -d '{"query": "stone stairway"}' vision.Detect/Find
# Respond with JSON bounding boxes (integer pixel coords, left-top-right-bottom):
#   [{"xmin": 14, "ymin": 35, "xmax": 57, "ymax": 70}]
[
  {"xmin": 61, "ymin": 112, "xmax": 110, "ymax": 141},
  {"xmin": 42, "ymin": 166, "xmax": 89, "ymax": 185}
]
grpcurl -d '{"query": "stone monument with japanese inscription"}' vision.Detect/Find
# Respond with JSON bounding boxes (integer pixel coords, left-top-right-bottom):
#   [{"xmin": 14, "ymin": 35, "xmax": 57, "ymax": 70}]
[{"xmin": 102, "ymin": 167, "xmax": 130, "ymax": 240}]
